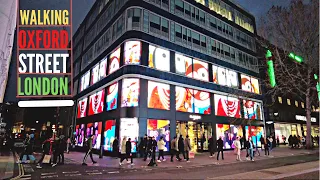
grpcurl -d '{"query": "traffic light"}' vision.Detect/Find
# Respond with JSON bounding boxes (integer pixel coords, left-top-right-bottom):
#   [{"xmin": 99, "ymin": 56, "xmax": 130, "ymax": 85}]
[
  {"xmin": 288, "ymin": 52, "xmax": 303, "ymax": 63},
  {"xmin": 266, "ymin": 49, "xmax": 276, "ymax": 88}
]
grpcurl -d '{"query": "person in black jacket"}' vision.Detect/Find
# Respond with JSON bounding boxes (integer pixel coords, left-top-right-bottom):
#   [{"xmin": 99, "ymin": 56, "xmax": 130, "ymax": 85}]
[
  {"xmin": 112, "ymin": 137, "xmax": 119, "ymax": 158},
  {"xmin": 143, "ymin": 135, "xmax": 150, "ymax": 161},
  {"xmin": 148, "ymin": 136, "xmax": 158, "ymax": 166},
  {"xmin": 58, "ymin": 136, "xmax": 67, "ymax": 164},
  {"xmin": 216, "ymin": 137, "xmax": 224, "ymax": 160},
  {"xmin": 208, "ymin": 136, "xmax": 215, "ymax": 157},
  {"xmin": 178, "ymin": 135, "xmax": 185, "ymax": 160},
  {"xmin": 125, "ymin": 138, "xmax": 133, "ymax": 165},
  {"xmin": 138, "ymin": 137, "xmax": 144, "ymax": 158}
]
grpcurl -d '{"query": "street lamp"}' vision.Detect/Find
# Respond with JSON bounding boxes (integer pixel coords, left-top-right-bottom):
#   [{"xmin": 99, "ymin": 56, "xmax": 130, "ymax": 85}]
[{"xmin": 36, "ymin": 121, "xmax": 39, "ymax": 124}]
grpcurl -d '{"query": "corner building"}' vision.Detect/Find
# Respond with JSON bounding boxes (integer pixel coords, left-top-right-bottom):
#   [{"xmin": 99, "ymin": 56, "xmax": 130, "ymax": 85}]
[{"xmin": 72, "ymin": 0, "xmax": 264, "ymax": 154}]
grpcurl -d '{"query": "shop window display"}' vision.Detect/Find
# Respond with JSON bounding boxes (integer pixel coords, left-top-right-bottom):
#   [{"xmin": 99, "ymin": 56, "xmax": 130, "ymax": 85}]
[
  {"xmin": 193, "ymin": 90, "xmax": 211, "ymax": 114},
  {"xmin": 230, "ymin": 125, "xmax": 243, "ymax": 148},
  {"xmin": 106, "ymin": 82, "xmax": 118, "ymax": 111},
  {"xmin": 92, "ymin": 122, "xmax": 102, "ymax": 149},
  {"xmin": 245, "ymin": 126, "xmax": 264, "ymax": 147},
  {"xmin": 120, "ymin": 118, "xmax": 139, "ymax": 153},
  {"xmin": 148, "ymin": 81, "xmax": 170, "ymax": 110},
  {"xmin": 147, "ymin": 119, "xmax": 170, "ymax": 151},
  {"xmin": 216, "ymin": 124, "xmax": 231, "ymax": 149},
  {"xmin": 104, "ymin": 120, "xmax": 116, "ymax": 151}
]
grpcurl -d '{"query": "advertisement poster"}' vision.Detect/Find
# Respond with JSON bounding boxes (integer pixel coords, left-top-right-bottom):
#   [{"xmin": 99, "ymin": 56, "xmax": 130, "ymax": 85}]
[
  {"xmin": 99, "ymin": 57, "xmax": 108, "ymax": 79},
  {"xmin": 77, "ymin": 124, "xmax": 85, "ymax": 147},
  {"xmin": 77, "ymin": 97, "xmax": 88, "ymax": 118},
  {"xmin": 193, "ymin": 90, "xmax": 211, "ymax": 114},
  {"xmin": 245, "ymin": 126, "xmax": 264, "ymax": 147},
  {"xmin": 241, "ymin": 74, "xmax": 260, "ymax": 94},
  {"xmin": 86, "ymin": 123, "xmax": 94, "ymax": 140},
  {"xmin": 175, "ymin": 53, "xmax": 193, "ymax": 77},
  {"xmin": 214, "ymin": 94, "xmax": 241, "ymax": 118},
  {"xmin": 216, "ymin": 124, "xmax": 231, "ymax": 149},
  {"xmin": 93, "ymin": 122, "xmax": 102, "ymax": 149},
  {"xmin": 120, "ymin": 118, "xmax": 139, "ymax": 153},
  {"xmin": 250, "ymin": 77, "xmax": 260, "ymax": 94},
  {"xmin": 80, "ymin": 71, "xmax": 90, "ymax": 91},
  {"xmin": 91, "ymin": 63, "xmax": 100, "ymax": 85},
  {"xmin": 104, "ymin": 120, "xmax": 116, "ymax": 151},
  {"xmin": 109, "ymin": 47, "xmax": 121, "ymax": 74},
  {"xmin": 88, "ymin": 89, "xmax": 105, "ymax": 116},
  {"xmin": 121, "ymin": 78, "xmax": 140, "ymax": 107},
  {"xmin": 175, "ymin": 86, "xmax": 194, "ymax": 113},
  {"xmin": 212, "ymin": 65, "xmax": 227, "ymax": 86},
  {"xmin": 147, "ymin": 119, "xmax": 170, "ymax": 151},
  {"xmin": 226, "ymin": 70, "xmax": 239, "ymax": 88},
  {"xmin": 124, "ymin": 41, "xmax": 141, "ymax": 65},
  {"xmin": 75, "ymin": 125, "xmax": 79, "ymax": 145},
  {"xmin": 148, "ymin": 81, "xmax": 170, "ymax": 110},
  {"xmin": 192, "ymin": 59, "xmax": 209, "ymax": 82},
  {"xmin": 243, "ymin": 100, "xmax": 263, "ymax": 120},
  {"xmin": 230, "ymin": 125, "xmax": 243, "ymax": 148},
  {"xmin": 106, "ymin": 82, "xmax": 118, "ymax": 111},
  {"xmin": 148, "ymin": 45, "xmax": 170, "ymax": 72}
]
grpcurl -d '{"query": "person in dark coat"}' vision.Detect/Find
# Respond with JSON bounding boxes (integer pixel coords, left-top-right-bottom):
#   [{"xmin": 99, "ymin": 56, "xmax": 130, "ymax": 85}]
[
  {"xmin": 58, "ymin": 136, "xmax": 67, "ymax": 164},
  {"xmin": 142, "ymin": 135, "xmax": 148, "ymax": 161},
  {"xmin": 125, "ymin": 138, "xmax": 133, "ymax": 165},
  {"xmin": 264, "ymin": 137, "xmax": 270, "ymax": 156},
  {"xmin": 112, "ymin": 137, "xmax": 119, "ymax": 158},
  {"xmin": 216, "ymin": 137, "xmax": 224, "ymax": 160},
  {"xmin": 18, "ymin": 134, "xmax": 30, "ymax": 162},
  {"xmin": 178, "ymin": 135, "xmax": 185, "ymax": 160},
  {"xmin": 138, "ymin": 137, "xmax": 144, "ymax": 158},
  {"xmin": 288, "ymin": 135, "xmax": 293, "ymax": 148},
  {"xmin": 148, "ymin": 136, "xmax": 158, "ymax": 166},
  {"xmin": 208, "ymin": 136, "xmax": 215, "ymax": 157}
]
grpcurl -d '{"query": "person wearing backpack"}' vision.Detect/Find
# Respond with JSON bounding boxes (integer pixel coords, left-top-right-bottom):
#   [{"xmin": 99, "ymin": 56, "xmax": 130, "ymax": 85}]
[{"xmin": 82, "ymin": 135, "xmax": 97, "ymax": 166}]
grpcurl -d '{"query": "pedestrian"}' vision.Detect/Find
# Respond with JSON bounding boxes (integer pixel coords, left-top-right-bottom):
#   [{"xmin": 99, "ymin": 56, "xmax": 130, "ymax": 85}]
[
  {"xmin": 276, "ymin": 136, "xmax": 280, "ymax": 146},
  {"xmin": 208, "ymin": 136, "xmax": 215, "ymax": 157},
  {"xmin": 142, "ymin": 134, "xmax": 148, "ymax": 161},
  {"xmin": 260, "ymin": 135, "xmax": 265, "ymax": 149},
  {"xmin": 293, "ymin": 135, "xmax": 298, "ymax": 148},
  {"xmin": 18, "ymin": 134, "xmax": 30, "ymax": 163},
  {"xmin": 178, "ymin": 135, "xmax": 185, "ymax": 160},
  {"xmin": 112, "ymin": 137, "xmax": 119, "ymax": 158},
  {"xmin": 234, "ymin": 137, "xmax": 241, "ymax": 161},
  {"xmin": 138, "ymin": 137, "xmax": 144, "ymax": 158},
  {"xmin": 269, "ymin": 136, "xmax": 273, "ymax": 150},
  {"xmin": 297, "ymin": 135, "xmax": 301, "ymax": 148},
  {"xmin": 170, "ymin": 136, "xmax": 181, "ymax": 162},
  {"xmin": 245, "ymin": 138, "xmax": 250, "ymax": 160},
  {"xmin": 58, "ymin": 135, "xmax": 66, "ymax": 164},
  {"xmin": 82, "ymin": 135, "xmax": 97, "ymax": 166},
  {"xmin": 248, "ymin": 137, "xmax": 254, "ymax": 161},
  {"xmin": 216, "ymin": 137, "xmax": 224, "ymax": 160},
  {"xmin": 148, "ymin": 136, "xmax": 157, "ymax": 166},
  {"xmin": 264, "ymin": 137, "xmax": 270, "ymax": 156},
  {"xmin": 121, "ymin": 137, "xmax": 133, "ymax": 165},
  {"xmin": 282, "ymin": 135, "xmax": 286, "ymax": 145},
  {"xmin": 302, "ymin": 136, "xmax": 306, "ymax": 147},
  {"xmin": 145, "ymin": 136, "xmax": 153, "ymax": 160},
  {"xmin": 36, "ymin": 136, "xmax": 52, "ymax": 169},
  {"xmin": 157, "ymin": 136, "xmax": 166, "ymax": 162},
  {"xmin": 119, "ymin": 137, "xmax": 128, "ymax": 165},
  {"xmin": 288, "ymin": 135, "xmax": 293, "ymax": 148},
  {"xmin": 184, "ymin": 135, "xmax": 191, "ymax": 162},
  {"xmin": 66, "ymin": 137, "xmax": 71, "ymax": 153}
]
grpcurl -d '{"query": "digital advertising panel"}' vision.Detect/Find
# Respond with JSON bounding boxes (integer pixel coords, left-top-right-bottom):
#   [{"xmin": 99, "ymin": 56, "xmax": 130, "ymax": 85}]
[
  {"xmin": 241, "ymin": 74, "xmax": 260, "ymax": 94},
  {"xmin": 109, "ymin": 47, "xmax": 121, "ymax": 74},
  {"xmin": 106, "ymin": 82, "xmax": 118, "ymax": 111},
  {"xmin": 230, "ymin": 125, "xmax": 243, "ymax": 148},
  {"xmin": 120, "ymin": 118, "xmax": 139, "ymax": 153},
  {"xmin": 148, "ymin": 81, "xmax": 170, "ymax": 110},
  {"xmin": 175, "ymin": 53, "xmax": 192, "ymax": 77},
  {"xmin": 250, "ymin": 77, "xmax": 260, "ymax": 94},
  {"xmin": 77, "ymin": 124, "xmax": 85, "ymax": 147},
  {"xmin": 148, "ymin": 45, "xmax": 170, "ymax": 72},
  {"xmin": 192, "ymin": 59, "xmax": 209, "ymax": 82},
  {"xmin": 147, "ymin": 119, "xmax": 170, "ymax": 151},
  {"xmin": 124, "ymin": 41, "xmax": 141, "ymax": 65},
  {"xmin": 77, "ymin": 97, "xmax": 88, "ymax": 118},
  {"xmin": 245, "ymin": 126, "xmax": 264, "ymax": 147},
  {"xmin": 216, "ymin": 124, "xmax": 231, "ymax": 149},
  {"xmin": 93, "ymin": 122, "xmax": 102, "ymax": 149},
  {"xmin": 214, "ymin": 94, "xmax": 241, "ymax": 118},
  {"xmin": 121, "ymin": 78, "xmax": 140, "ymax": 107},
  {"xmin": 176, "ymin": 86, "xmax": 194, "ymax": 113},
  {"xmin": 91, "ymin": 63, "xmax": 100, "ymax": 85},
  {"xmin": 86, "ymin": 123, "xmax": 94, "ymax": 140},
  {"xmin": 243, "ymin": 100, "xmax": 263, "ymax": 120},
  {"xmin": 104, "ymin": 120, "xmax": 116, "ymax": 151},
  {"xmin": 226, "ymin": 70, "xmax": 238, "ymax": 88},
  {"xmin": 88, "ymin": 89, "xmax": 105, "ymax": 116},
  {"xmin": 80, "ymin": 71, "xmax": 90, "ymax": 91},
  {"xmin": 193, "ymin": 90, "xmax": 211, "ymax": 114},
  {"xmin": 99, "ymin": 57, "xmax": 108, "ymax": 79}
]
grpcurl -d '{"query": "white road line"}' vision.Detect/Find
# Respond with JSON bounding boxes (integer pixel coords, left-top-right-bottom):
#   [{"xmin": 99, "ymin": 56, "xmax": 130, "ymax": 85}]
[
  {"xmin": 85, "ymin": 170, "xmax": 99, "ymax": 173},
  {"xmin": 87, "ymin": 172, "xmax": 103, "ymax": 175},
  {"xmin": 62, "ymin": 171, "xmax": 79, "ymax": 174},
  {"xmin": 21, "ymin": 174, "xmax": 31, "ymax": 177},
  {"xmin": 65, "ymin": 173, "xmax": 82, "ymax": 177},
  {"xmin": 40, "ymin": 175, "xmax": 59, "ymax": 179},
  {"xmin": 18, "ymin": 177, "xmax": 32, "ymax": 180},
  {"xmin": 108, "ymin": 171, "xmax": 119, "ymax": 174},
  {"xmin": 41, "ymin": 172, "xmax": 56, "ymax": 176}
]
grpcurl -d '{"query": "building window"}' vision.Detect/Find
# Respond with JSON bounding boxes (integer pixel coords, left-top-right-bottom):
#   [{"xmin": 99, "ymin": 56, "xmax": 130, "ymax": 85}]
[
  {"xmin": 150, "ymin": 13, "xmax": 161, "ymax": 31},
  {"xmin": 312, "ymin": 106, "xmax": 315, "ymax": 111},
  {"xmin": 287, "ymin": 99, "xmax": 291, "ymax": 105},
  {"xmin": 295, "ymin": 101, "xmax": 298, "ymax": 107},
  {"xmin": 301, "ymin": 102, "xmax": 305, "ymax": 108},
  {"xmin": 278, "ymin": 97, "xmax": 282, "ymax": 104}
]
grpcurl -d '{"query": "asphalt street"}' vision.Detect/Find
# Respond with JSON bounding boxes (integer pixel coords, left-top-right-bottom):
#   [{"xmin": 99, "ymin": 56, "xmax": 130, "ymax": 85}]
[{"xmin": 18, "ymin": 152, "xmax": 319, "ymax": 179}]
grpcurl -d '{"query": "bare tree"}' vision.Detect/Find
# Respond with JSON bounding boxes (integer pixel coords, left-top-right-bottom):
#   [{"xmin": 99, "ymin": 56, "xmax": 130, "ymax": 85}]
[{"xmin": 258, "ymin": 0, "xmax": 319, "ymax": 149}]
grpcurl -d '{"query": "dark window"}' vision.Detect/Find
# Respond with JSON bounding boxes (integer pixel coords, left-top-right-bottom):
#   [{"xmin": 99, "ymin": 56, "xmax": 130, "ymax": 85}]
[
  {"xmin": 150, "ymin": 14, "xmax": 161, "ymax": 30},
  {"xmin": 184, "ymin": 3, "xmax": 190, "ymax": 15},
  {"xmin": 175, "ymin": 0, "xmax": 184, "ymax": 12},
  {"xmin": 192, "ymin": 32, "xmax": 200, "ymax": 45},
  {"xmin": 161, "ymin": 18, "xmax": 169, "ymax": 33},
  {"xmin": 175, "ymin": 24, "xmax": 182, "ymax": 38}
]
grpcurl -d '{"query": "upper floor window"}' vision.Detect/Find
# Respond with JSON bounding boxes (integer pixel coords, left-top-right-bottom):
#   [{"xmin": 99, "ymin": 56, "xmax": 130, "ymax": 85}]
[
  {"xmin": 295, "ymin": 101, "xmax": 298, "ymax": 107},
  {"xmin": 287, "ymin": 99, "xmax": 291, "ymax": 105},
  {"xmin": 301, "ymin": 102, "xmax": 305, "ymax": 108},
  {"xmin": 278, "ymin": 97, "xmax": 282, "ymax": 104}
]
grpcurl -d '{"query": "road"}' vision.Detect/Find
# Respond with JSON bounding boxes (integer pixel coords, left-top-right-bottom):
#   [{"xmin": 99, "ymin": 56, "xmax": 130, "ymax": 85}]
[{"xmin": 15, "ymin": 152, "xmax": 319, "ymax": 179}]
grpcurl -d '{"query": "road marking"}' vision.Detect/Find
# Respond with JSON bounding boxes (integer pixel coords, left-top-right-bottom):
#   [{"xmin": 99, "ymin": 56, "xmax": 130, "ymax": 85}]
[
  {"xmin": 88, "ymin": 172, "xmax": 102, "ymax": 175},
  {"xmin": 85, "ymin": 170, "xmax": 99, "ymax": 173},
  {"xmin": 62, "ymin": 171, "xmax": 79, "ymax": 174},
  {"xmin": 21, "ymin": 174, "xmax": 31, "ymax": 177},
  {"xmin": 107, "ymin": 171, "xmax": 119, "ymax": 174},
  {"xmin": 65, "ymin": 173, "xmax": 82, "ymax": 177},
  {"xmin": 40, "ymin": 175, "xmax": 59, "ymax": 179},
  {"xmin": 41, "ymin": 172, "xmax": 56, "ymax": 176},
  {"xmin": 19, "ymin": 177, "xmax": 32, "ymax": 180}
]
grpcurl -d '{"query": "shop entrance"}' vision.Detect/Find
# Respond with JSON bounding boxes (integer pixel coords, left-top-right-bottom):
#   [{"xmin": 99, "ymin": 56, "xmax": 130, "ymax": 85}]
[{"xmin": 176, "ymin": 121, "xmax": 212, "ymax": 152}]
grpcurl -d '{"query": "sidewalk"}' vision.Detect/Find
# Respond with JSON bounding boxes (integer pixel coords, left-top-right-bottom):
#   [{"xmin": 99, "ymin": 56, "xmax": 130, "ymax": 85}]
[
  {"xmin": 0, "ymin": 151, "xmax": 15, "ymax": 179},
  {"xmin": 63, "ymin": 147, "xmax": 319, "ymax": 169}
]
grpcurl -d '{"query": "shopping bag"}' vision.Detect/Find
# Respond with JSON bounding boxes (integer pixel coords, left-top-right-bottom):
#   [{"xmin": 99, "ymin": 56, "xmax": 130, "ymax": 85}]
[
  {"xmin": 189, "ymin": 151, "xmax": 195, "ymax": 159},
  {"xmin": 42, "ymin": 155, "xmax": 51, "ymax": 164}
]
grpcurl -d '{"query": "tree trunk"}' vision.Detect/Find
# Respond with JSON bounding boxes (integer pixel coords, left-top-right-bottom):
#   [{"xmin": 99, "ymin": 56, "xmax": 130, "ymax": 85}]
[{"xmin": 305, "ymin": 70, "xmax": 312, "ymax": 149}]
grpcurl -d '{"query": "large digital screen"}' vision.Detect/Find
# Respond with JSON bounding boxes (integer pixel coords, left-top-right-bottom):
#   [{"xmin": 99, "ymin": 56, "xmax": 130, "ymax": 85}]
[
  {"xmin": 193, "ymin": 59, "xmax": 209, "ymax": 82},
  {"xmin": 99, "ymin": 57, "xmax": 108, "ymax": 80},
  {"xmin": 256, "ymin": 126, "xmax": 264, "ymax": 147},
  {"xmin": 86, "ymin": 123, "xmax": 93, "ymax": 140},
  {"xmin": 176, "ymin": 86, "xmax": 194, "ymax": 112},
  {"xmin": 124, "ymin": 41, "xmax": 141, "ymax": 65},
  {"xmin": 104, "ymin": 120, "xmax": 116, "ymax": 151},
  {"xmin": 75, "ymin": 125, "xmax": 79, "ymax": 145},
  {"xmin": 226, "ymin": 70, "xmax": 238, "ymax": 88},
  {"xmin": 243, "ymin": 100, "xmax": 263, "ymax": 120},
  {"xmin": 230, "ymin": 125, "xmax": 243, "ymax": 148},
  {"xmin": 149, "ymin": 45, "xmax": 170, "ymax": 72},
  {"xmin": 214, "ymin": 94, "xmax": 241, "ymax": 118},
  {"xmin": 120, "ymin": 118, "xmax": 139, "ymax": 153},
  {"xmin": 213, "ymin": 65, "xmax": 238, "ymax": 88},
  {"xmin": 147, "ymin": 119, "xmax": 170, "ymax": 151},
  {"xmin": 121, "ymin": 78, "xmax": 140, "ymax": 107},
  {"xmin": 175, "ymin": 53, "xmax": 192, "ymax": 77},
  {"xmin": 106, "ymin": 82, "xmax": 118, "ymax": 111},
  {"xmin": 245, "ymin": 126, "xmax": 264, "ymax": 147},
  {"xmin": 93, "ymin": 122, "xmax": 102, "ymax": 149},
  {"xmin": 241, "ymin": 74, "xmax": 260, "ymax": 94},
  {"xmin": 76, "ymin": 124, "xmax": 85, "ymax": 147},
  {"xmin": 109, "ymin": 47, "xmax": 121, "ymax": 74},
  {"xmin": 88, "ymin": 89, "xmax": 105, "ymax": 116},
  {"xmin": 148, "ymin": 81, "xmax": 170, "ymax": 110},
  {"xmin": 91, "ymin": 63, "xmax": 99, "ymax": 85},
  {"xmin": 216, "ymin": 124, "xmax": 231, "ymax": 149},
  {"xmin": 77, "ymin": 97, "xmax": 88, "ymax": 118},
  {"xmin": 193, "ymin": 90, "xmax": 211, "ymax": 114},
  {"xmin": 80, "ymin": 71, "xmax": 90, "ymax": 91}
]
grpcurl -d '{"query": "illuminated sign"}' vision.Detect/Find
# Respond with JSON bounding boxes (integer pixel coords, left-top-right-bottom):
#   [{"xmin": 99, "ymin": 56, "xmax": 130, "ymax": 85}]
[
  {"xmin": 189, "ymin": 115, "xmax": 201, "ymax": 120},
  {"xmin": 295, "ymin": 115, "xmax": 316, "ymax": 122}
]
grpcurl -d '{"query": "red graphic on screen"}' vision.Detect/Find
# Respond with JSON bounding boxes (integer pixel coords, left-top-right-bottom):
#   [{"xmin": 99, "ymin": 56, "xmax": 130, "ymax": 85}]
[
  {"xmin": 215, "ymin": 95, "xmax": 240, "ymax": 118},
  {"xmin": 148, "ymin": 81, "xmax": 170, "ymax": 110},
  {"xmin": 77, "ymin": 98, "xmax": 87, "ymax": 118},
  {"xmin": 88, "ymin": 90, "xmax": 105, "ymax": 116}
]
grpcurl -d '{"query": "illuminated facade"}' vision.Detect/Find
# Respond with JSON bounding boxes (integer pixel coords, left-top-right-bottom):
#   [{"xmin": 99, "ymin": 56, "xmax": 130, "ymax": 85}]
[{"xmin": 72, "ymin": 0, "xmax": 263, "ymax": 154}]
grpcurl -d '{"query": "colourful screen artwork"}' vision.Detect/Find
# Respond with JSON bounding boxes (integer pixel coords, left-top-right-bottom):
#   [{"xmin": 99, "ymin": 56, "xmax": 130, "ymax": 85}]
[
  {"xmin": 230, "ymin": 125, "xmax": 243, "ymax": 148},
  {"xmin": 214, "ymin": 94, "xmax": 241, "ymax": 118},
  {"xmin": 77, "ymin": 124, "xmax": 85, "ymax": 147},
  {"xmin": 256, "ymin": 127, "xmax": 264, "ymax": 147},
  {"xmin": 75, "ymin": 125, "xmax": 79, "ymax": 146},
  {"xmin": 175, "ymin": 86, "xmax": 194, "ymax": 112},
  {"xmin": 193, "ymin": 90, "xmax": 211, "ymax": 114},
  {"xmin": 104, "ymin": 120, "xmax": 116, "ymax": 151},
  {"xmin": 193, "ymin": 59, "xmax": 209, "ymax": 82},
  {"xmin": 147, "ymin": 119, "xmax": 170, "ymax": 151},
  {"xmin": 175, "ymin": 53, "xmax": 192, "ymax": 78},
  {"xmin": 121, "ymin": 78, "xmax": 140, "ymax": 107},
  {"xmin": 216, "ymin": 124, "xmax": 231, "ymax": 149},
  {"xmin": 99, "ymin": 57, "xmax": 108, "ymax": 79},
  {"xmin": 124, "ymin": 41, "xmax": 141, "ymax": 65},
  {"xmin": 77, "ymin": 97, "xmax": 88, "ymax": 118},
  {"xmin": 88, "ymin": 89, "xmax": 105, "ymax": 116},
  {"xmin": 93, "ymin": 122, "xmax": 102, "ymax": 149},
  {"xmin": 148, "ymin": 81, "xmax": 170, "ymax": 110},
  {"xmin": 148, "ymin": 45, "xmax": 170, "ymax": 72},
  {"xmin": 86, "ymin": 123, "xmax": 94, "ymax": 140},
  {"xmin": 91, "ymin": 63, "xmax": 99, "ymax": 85},
  {"xmin": 80, "ymin": 71, "xmax": 90, "ymax": 91},
  {"xmin": 243, "ymin": 100, "xmax": 263, "ymax": 120},
  {"xmin": 109, "ymin": 47, "xmax": 121, "ymax": 74},
  {"xmin": 241, "ymin": 74, "xmax": 260, "ymax": 94},
  {"xmin": 250, "ymin": 77, "xmax": 260, "ymax": 94},
  {"xmin": 212, "ymin": 65, "xmax": 227, "ymax": 86},
  {"xmin": 106, "ymin": 82, "xmax": 118, "ymax": 111},
  {"xmin": 226, "ymin": 70, "xmax": 238, "ymax": 88},
  {"xmin": 245, "ymin": 126, "xmax": 264, "ymax": 147},
  {"xmin": 120, "ymin": 118, "xmax": 139, "ymax": 153}
]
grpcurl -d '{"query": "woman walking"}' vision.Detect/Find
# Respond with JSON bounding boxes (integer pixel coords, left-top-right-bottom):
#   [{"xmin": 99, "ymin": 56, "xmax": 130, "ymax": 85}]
[
  {"xmin": 184, "ymin": 135, "xmax": 191, "ymax": 162},
  {"xmin": 248, "ymin": 137, "xmax": 254, "ymax": 161},
  {"xmin": 234, "ymin": 137, "xmax": 241, "ymax": 161},
  {"xmin": 157, "ymin": 136, "xmax": 166, "ymax": 162},
  {"xmin": 119, "ymin": 137, "xmax": 129, "ymax": 166}
]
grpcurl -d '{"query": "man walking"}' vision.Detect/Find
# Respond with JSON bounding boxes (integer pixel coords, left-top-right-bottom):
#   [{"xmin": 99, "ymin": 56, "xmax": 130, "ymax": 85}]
[
  {"xmin": 208, "ymin": 136, "xmax": 215, "ymax": 157},
  {"xmin": 170, "ymin": 136, "xmax": 181, "ymax": 162},
  {"xmin": 178, "ymin": 135, "xmax": 185, "ymax": 160},
  {"xmin": 82, "ymin": 135, "xmax": 97, "ymax": 166},
  {"xmin": 112, "ymin": 137, "xmax": 119, "ymax": 158},
  {"xmin": 216, "ymin": 137, "xmax": 224, "ymax": 160},
  {"xmin": 184, "ymin": 135, "xmax": 191, "ymax": 162}
]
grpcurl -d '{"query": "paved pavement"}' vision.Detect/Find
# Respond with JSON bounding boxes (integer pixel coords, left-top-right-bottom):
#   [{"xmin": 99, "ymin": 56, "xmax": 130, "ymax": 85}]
[{"xmin": 0, "ymin": 150, "xmax": 15, "ymax": 180}]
